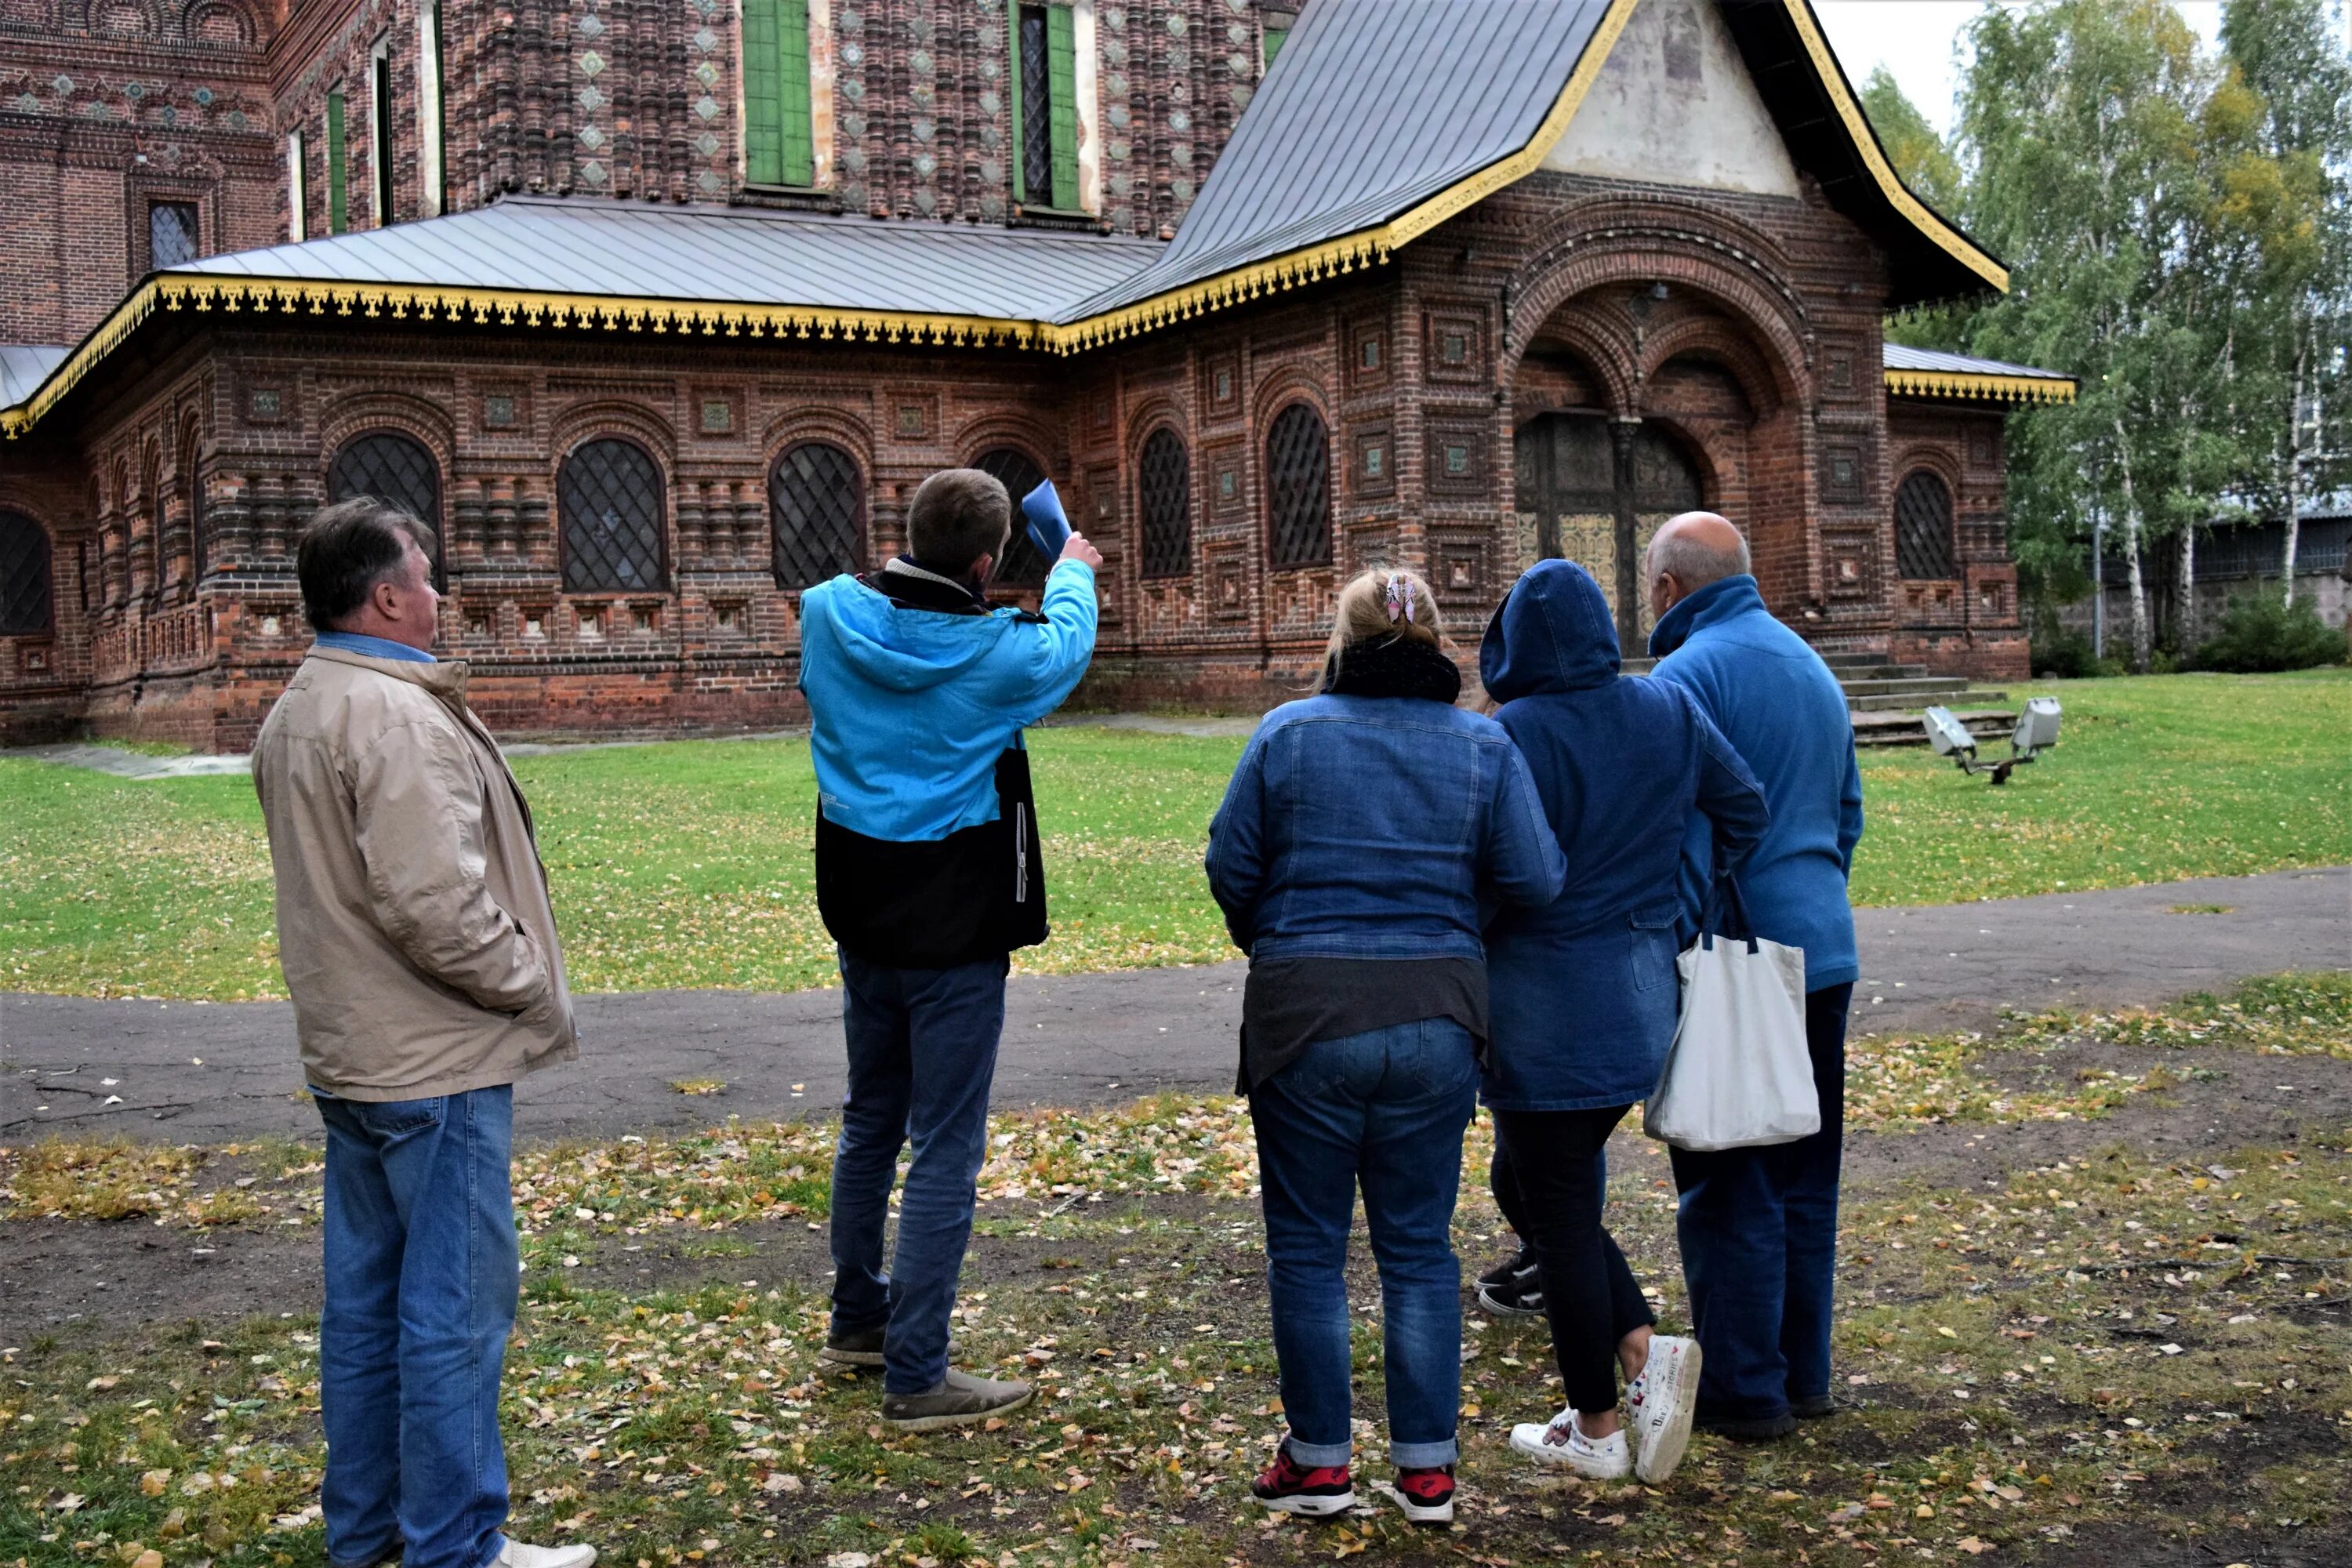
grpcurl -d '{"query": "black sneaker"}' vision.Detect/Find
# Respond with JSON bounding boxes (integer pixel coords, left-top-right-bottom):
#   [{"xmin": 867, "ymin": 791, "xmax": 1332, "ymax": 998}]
[
  {"xmin": 1476, "ymin": 1277, "xmax": 1545, "ymax": 1319},
  {"xmin": 1791, "ymin": 1392, "xmax": 1841, "ymax": 1421},
  {"xmin": 1696, "ymin": 1410, "xmax": 1798, "ymax": 1442},
  {"xmin": 1476, "ymin": 1246, "xmax": 1537, "ymax": 1292}
]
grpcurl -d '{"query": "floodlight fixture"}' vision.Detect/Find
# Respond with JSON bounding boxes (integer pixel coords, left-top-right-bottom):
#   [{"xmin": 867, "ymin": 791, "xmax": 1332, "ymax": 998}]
[{"xmin": 1924, "ymin": 697, "xmax": 2063, "ymax": 786}]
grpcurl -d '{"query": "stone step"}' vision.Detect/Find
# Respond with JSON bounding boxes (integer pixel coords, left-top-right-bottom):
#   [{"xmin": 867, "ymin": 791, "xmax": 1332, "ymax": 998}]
[
  {"xmin": 1842, "ymin": 674, "xmax": 1973, "ymax": 699},
  {"xmin": 1853, "ymin": 708, "xmax": 2016, "ymax": 748}
]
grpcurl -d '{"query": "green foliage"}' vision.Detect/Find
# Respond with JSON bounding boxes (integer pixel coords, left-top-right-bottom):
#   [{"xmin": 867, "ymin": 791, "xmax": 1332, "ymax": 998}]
[
  {"xmin": 2027, "ymin": 620, "xmax": 2120, "ymax": 680},
  {"xmin": 2192, "ymin": 593, "xmax": 2349, "ymax": 671}
]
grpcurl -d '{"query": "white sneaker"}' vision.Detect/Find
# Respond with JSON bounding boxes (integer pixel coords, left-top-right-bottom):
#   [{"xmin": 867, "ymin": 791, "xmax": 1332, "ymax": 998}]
[
  {"xmin": 1627, "ymin": 1334, "xmax": 1702, "ymax": 1484},
  {"xmin": 1508, "ymin": 1408, "xmax": 1630, "ymax": 1478},
  {"xmin": 495, "ymin": 1540, "xmax": 598, "ymax": 1568}
]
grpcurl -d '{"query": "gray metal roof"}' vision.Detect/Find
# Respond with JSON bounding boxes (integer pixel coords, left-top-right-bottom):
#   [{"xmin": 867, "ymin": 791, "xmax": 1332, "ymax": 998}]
[
  {"xmin": 169, "ymin": 196, "xmax": 1165, "ymax": 323},
  {"xmin": 1882, "ymin": 343, "xmax": 2071, "ymax": 381},
  {"xmin": 1066, "ymin": 0, "xmax": 1611, "ymax": 319},
  {"xmin": 0, "ymin": 344, "xmax": 68, "ymax": 408}
]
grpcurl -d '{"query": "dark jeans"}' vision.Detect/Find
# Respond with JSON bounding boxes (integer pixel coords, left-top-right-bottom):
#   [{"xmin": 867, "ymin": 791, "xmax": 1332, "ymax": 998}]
[
  {"xmin": 1491, "ymin": 1105, "xmax": 1657, "ymax": 1414},
  {"xmin": 1669, "ymin": 982, "xmax": 1853, "ymax": 1421},
  {"xmin": 829, "ymin": 949, "xmax": 1008, "ymax": 1395},
  {"xmin": 1249, "ymin": 1018, "xmax": 1478, "ymax": 1469},
  {"xmin": 313, "ymin": 1085, "xmax": 517, "ymax": 1568},
  {"xmin": 1490, "ymin": 1131, "xmax": 1529, "ymax": 1240}
]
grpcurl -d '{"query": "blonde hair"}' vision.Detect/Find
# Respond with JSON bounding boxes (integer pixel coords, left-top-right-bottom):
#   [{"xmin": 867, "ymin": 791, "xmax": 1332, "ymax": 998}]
[{"xmin": 1323, "ymin": 566, "xmax": 1443, "ymax": 674}]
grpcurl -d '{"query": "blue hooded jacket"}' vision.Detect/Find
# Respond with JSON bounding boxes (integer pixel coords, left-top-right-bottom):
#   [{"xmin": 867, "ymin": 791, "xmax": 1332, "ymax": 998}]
[
  {"xmin": 1479, "ymin": 561, "xmax": 1769, "ymax": 1111},
  {"xmin": 1647, "ymin": 574, "xmax": 1864, "ymax": 990},
  {"xmin": 798, "ymin": 558, "xmax": 1098, "ymax": 841}
]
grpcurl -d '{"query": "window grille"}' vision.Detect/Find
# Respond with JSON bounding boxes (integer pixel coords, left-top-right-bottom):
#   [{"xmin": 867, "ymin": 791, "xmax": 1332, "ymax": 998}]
[
  {"xmin": 0, "ymin": 510, "xmax": 54, "ymax": 635},
  {"xmin": 1014, "ymin": 3, "xmax": 1077, "ymax": 209},
  {"xmin": 149, "ymin": 202, "xmax": 200, "ymax": 269},
  {"xmin": 560, "ymin": 438, "xmax": 668, "ymax": 593},
  {"xmin": 771, "ymin": 441, "xmax": 863, "ymax": 590},
  {"xmin": 974, "ymin": 447, "xmax": 1050, "ymax": 586},
  {"xmin": 329, "ymin": 431, "xmax": 445, "ymax": 588},
  {"xmin": 1894, "ymin": 470, "xmax": 1958, "ymax": 579},
  {"xmin": 1265, "ymin": 404, "xmax": 1331, "ymax": 568},
  {"xmin": 1138, "ymin": 428, "xmax": 1190, "ymax": 579}
]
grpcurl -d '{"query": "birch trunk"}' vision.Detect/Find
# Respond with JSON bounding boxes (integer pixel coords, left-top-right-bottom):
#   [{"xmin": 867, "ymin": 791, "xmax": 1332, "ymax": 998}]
[
  {"xmin": 2112, "ymin": 417, "xmax": 2152, "ymax": 673},
  {"xmin": 2282, "ymin": 333, "xmax": 2307, "ymax": 608},
  {"xmin": 2176, "ymin": 525, "xmax": 2198, "ymax": 659}
]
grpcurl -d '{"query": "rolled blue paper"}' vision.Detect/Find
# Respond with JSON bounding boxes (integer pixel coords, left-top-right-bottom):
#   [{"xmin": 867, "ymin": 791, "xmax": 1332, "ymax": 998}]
[{"xmin": 1021, "ymin": 477, "xmax": 1072, "ymax": 561}]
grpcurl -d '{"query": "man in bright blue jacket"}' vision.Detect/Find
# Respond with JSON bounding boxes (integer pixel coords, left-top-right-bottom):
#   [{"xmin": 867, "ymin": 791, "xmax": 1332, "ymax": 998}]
[
  {"xmin": 1645, "ymin": 511, "xmax": 1864, "ymax": 1442},
  {"xmin": 798, "ymin": 466, "xmax": 1102, "ymax": 1431}
]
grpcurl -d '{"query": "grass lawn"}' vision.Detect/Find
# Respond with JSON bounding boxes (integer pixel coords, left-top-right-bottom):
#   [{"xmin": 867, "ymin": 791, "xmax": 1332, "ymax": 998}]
[
  {"xmin": 2, "ymin": 670, "xmax": 2345, "ymax": 1001},
  {"xmin": 4, "ymin": 975, "xmax": 2348, "ymax": 1566}
]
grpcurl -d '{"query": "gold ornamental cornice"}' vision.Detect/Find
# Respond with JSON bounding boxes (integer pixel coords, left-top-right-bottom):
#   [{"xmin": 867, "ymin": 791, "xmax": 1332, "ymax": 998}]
[{"xmin": 1884, "ymin": 366, "xmax": 2076, "ymax": 405}]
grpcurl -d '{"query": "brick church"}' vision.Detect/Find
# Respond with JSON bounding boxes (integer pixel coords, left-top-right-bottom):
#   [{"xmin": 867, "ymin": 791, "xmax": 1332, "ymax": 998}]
[{"xmin": 0, "ymin": 0, "xmax": 2074, "ymax": 748}]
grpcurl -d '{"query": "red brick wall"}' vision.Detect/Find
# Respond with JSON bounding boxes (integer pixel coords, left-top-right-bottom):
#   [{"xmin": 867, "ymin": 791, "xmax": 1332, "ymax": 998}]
[
  {"xmin": 1886, "ymin": 396, "xmax": 2029, "ymax": 681},
  {"xmin": 0, "ymin": 0, "xmax": 280, "ymax": 343}
]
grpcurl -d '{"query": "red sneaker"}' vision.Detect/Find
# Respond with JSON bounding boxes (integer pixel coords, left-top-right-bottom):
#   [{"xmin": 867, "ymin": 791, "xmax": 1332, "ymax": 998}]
[
  {"xmin": 1250, "ymin": 1443, "xmax": 1356, "ymax": 1517},
  {"xmin": 1381, "ymin": 1465, "xmax": 1455, "ymax": 1526}
]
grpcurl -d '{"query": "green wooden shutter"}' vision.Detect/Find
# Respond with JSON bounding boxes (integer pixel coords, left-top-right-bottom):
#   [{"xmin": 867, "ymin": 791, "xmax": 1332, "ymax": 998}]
[
  {"xmin": 742, "ymin": 0, "xmax": 812, "ymax": 187},
  {"xmin": 1046, "ymin": 2, "xmax": 1078, "ymax": 210},
  {"xmin": 778, "ymin": 0, "xmax": 813, "ymax": 186},
  {"xmin": 742, "ymin": 0, "xmax": 781, "ymax": 184},
  {"xmin": 326, "ymin": 91, "xmax": 348, "ymax": 234},
  {"xmin": 1263, "ymin": 22, "xmax": 1290, "ymax": 65}
]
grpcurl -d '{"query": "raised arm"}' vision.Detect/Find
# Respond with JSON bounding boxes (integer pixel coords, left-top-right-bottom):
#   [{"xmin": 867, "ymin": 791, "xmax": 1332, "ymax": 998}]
[
  {"xmin": 353, "ymin": 717, "xmax": 552, "ymax": 1014},
  {"xmin": 1003, "ymin": 553, "xmax": 1104, "ymax": 728}
]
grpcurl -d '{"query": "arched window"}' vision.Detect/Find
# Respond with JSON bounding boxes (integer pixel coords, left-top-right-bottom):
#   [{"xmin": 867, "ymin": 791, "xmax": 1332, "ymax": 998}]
[
  {"xmin": 771, "ymin": 441, "xmax": 864, "ymax": 590},
  {"xmin": 1138, "ymin": 427, "xmax": 1191, "ymax": 579},
  {"xmin": 0, "ymin": 510, "xmax": 55, "ymax": 634},
  {"xmin": 1894, "ymin": 469, "xmax": 1957, "ymax": 580},
  {"xmin": 1265, "ymin": 402, "xmax": 1331, "ymax": 568},
  {"xmin": 973, "ymin": 446, "xmax": 1049, "ymax": 586},
  {"xmin": 559, "ymin": 437, "xmax": 668, "ymax": 593},
  {"xmin": 329, "ymin": 430, "xmax": 445, "ymax": 587}
]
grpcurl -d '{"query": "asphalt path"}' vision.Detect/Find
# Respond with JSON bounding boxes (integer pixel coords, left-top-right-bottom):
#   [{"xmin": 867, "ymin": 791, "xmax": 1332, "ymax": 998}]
[{"xmin": 4, "ymin": 867, "xmax": 2343, "ymax": 1145}]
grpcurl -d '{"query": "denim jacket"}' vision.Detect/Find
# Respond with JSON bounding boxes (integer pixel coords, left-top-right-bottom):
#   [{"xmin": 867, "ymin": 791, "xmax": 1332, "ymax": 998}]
[{"xmin": 1203, "ymin": 691, "xmax": 1566, "ymax": 964}]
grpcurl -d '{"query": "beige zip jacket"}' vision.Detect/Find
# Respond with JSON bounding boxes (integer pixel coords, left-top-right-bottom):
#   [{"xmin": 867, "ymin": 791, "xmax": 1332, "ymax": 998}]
[{"xmin": 253, "ymin": 646, "xmax": 579, "ymax": 1100}]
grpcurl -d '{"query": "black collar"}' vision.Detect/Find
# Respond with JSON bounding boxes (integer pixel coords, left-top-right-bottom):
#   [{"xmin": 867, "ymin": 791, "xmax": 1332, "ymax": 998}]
[
  {"xmin": 866, "ymin": 556, "xmax": 989, "ymax": 615},
  {"xmin": 1321, "ymin": 636, "xmax": 1464, "ymax": 703}
]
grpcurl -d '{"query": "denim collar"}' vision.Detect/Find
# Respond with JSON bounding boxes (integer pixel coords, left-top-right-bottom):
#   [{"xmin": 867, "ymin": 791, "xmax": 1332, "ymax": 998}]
[
  {"xmin": 1646, "ymin": 575, "xmax": 1765, "ymax": 659},
  {"xmin": 315, "ymin": 630, "xmax": 437, "ymax": 663}
]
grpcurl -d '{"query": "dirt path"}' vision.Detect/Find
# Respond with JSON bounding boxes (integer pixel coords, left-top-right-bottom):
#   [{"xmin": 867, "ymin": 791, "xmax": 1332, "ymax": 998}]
[{"xmin": 5, "ymin": 866, "xmax": 2343, "ymax": 1146}]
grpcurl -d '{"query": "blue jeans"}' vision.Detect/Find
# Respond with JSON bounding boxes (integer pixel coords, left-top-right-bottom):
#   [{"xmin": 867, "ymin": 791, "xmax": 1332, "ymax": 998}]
[
  {"xmin": 1248, "ymin": 1018, "xmax": 1477, "ymax": 1469},
  {"xmin": 313, "ymin": 1085, "xmax": 518, "ymax": 1568},
  {"xmin": 1669, "ymin": 982, "xmax": 1854, "ymax": 1421},
  {"xmin": 829, "ymin": 949, "xmax": 1007, "ymax": 1395}
]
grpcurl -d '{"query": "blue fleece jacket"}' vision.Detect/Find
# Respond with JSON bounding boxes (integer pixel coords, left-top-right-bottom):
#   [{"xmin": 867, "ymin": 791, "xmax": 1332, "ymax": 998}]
[
  {"xmin": 1479, "ymin": 560, "xmax": 1769, "ymax": 1110},
  {"xmin": 1646, "ymin": 575, "xmax": 1864, "ymax": 989},
  {"xmin": 797, "ymin": 560, "xmax": 1098, "ymax": 841}
]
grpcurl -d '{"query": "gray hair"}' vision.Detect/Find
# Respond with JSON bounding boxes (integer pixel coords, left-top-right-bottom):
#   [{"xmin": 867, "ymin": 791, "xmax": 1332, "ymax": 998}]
[{"xmin": 1645, "ymin": 519, "xmax": 1749, "ymax": 592}]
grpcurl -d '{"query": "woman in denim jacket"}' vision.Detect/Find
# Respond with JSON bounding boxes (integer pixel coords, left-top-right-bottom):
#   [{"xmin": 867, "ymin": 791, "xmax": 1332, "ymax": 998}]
[
  {"xmin": 1204, "ymin": 568, "xmax": 1565, "ymax": 1526},
  {"xmin": 1477, "ymin": 559, "xmax": 1769, "ymax": 1485}
]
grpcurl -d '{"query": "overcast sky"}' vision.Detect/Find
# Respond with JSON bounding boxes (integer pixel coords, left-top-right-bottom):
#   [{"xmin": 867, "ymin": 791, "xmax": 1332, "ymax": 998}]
[{"xmin": 1813, "ymin": 0, "xmax": 2229, "ymax": 137}]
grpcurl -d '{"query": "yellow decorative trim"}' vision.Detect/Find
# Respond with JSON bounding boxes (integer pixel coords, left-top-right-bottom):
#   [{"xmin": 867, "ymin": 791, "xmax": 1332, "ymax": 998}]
[
  {"xmin": 1780, "ymin": 0, "xmax": 2008, "ymax": 293},
  {"xmin": 1, "ymin": 280, "xmax": 165, "ymax": 439},
  {"xmin": 1884, "ymin": 367, "xmax": 2075, "ymax": 405}
]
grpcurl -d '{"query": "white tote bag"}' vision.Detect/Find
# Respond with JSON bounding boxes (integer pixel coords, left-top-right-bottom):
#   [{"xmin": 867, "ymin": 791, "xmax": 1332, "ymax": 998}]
[{"xmin": 1643, "ymin": 878, "xmax": 1819, "ymax": 1152}]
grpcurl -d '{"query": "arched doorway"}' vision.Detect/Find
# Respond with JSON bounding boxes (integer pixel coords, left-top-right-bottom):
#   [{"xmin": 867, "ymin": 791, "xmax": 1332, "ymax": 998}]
[{"xmin": 1512, "ymin": 413, "xmax": 1703, "ymax": 652}]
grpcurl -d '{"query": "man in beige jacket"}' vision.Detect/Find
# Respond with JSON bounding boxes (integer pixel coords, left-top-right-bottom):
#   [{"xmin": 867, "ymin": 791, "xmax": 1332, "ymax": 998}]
[{"xmin": 253, "ymin": 497, "xmax": 590, "ymax": 1568}]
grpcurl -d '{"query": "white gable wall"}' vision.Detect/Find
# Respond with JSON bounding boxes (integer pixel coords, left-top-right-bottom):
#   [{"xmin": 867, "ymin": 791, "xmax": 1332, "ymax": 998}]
[{"xmin": 1541, "ymin": 0, "xmax": 1803, "ymax": 199}]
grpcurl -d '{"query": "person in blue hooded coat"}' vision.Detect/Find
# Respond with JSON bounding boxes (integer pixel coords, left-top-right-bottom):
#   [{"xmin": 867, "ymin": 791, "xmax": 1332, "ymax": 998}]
[{"xmin": 1478, "ymin": 558, "xmax": 1769, "ymax": 1484}]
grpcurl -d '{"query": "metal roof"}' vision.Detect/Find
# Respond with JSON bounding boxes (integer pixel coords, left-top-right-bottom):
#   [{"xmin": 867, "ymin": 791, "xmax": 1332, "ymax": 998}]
[
  {"xmin": 1065, "ymin": 0, "xmax": 1613, "ymax": 319},
  {"xmin": 1882, "ymin": 344, "xmax": 2072, "ymax": 382},
  {"xmin": 0, "ymin": 345, "xmax": 68, "ymax": 408},
  {"xmin": 169, "ymin": 196, "xmax": 1164, "ymax": 324}
]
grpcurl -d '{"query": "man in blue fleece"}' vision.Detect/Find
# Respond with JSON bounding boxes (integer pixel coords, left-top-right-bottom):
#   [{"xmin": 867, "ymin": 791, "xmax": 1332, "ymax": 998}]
[
  {"xmin": 1645, "ymin": 511, "xmax": 1864, "ymax": 1442},
  {"xmin": 798, "ymin": 467, "xmax": 1102, "ymax": 1430}
]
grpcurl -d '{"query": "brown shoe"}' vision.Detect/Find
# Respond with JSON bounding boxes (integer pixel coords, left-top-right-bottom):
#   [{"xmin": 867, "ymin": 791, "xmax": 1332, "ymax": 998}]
[{"xmin": 880, "ymin": 1368, "xmax": 1033, "ymax": 1432}]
